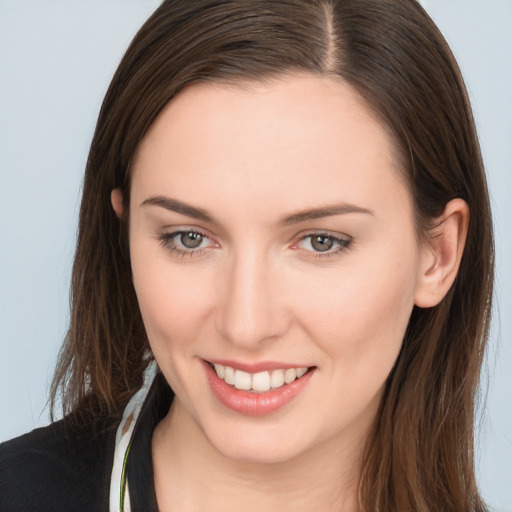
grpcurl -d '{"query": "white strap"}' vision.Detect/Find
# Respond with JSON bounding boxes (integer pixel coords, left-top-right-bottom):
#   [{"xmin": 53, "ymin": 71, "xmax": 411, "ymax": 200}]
[{"xmin": 109, "ymin": 360, "xmax": 158, "ymax": 512}]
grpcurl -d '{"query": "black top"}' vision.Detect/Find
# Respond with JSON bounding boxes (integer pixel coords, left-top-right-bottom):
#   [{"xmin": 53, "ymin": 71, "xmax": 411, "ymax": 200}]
[{"xmin": 0, "ymin": 374, "xmax": 173, "ymax": 512}]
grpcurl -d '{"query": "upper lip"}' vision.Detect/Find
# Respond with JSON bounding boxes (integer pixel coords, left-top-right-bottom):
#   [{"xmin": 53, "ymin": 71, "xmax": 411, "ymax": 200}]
[{"xmin": 205, "ymin": 358, "xmax": 312, "ymax": 374}]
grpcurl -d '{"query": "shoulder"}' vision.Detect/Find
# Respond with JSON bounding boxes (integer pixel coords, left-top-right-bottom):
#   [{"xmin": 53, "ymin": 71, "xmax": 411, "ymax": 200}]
[{"xmin": 0, "ymin": 417, "xmax": 117, "ymax": 512}]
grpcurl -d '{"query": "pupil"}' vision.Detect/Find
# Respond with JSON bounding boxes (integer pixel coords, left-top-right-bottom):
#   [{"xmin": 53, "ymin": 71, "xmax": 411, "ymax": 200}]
[
  {"xmin": 180, "ymin": 232, "xmax": 203, "ymax": 249},
  {"xmin": 311, "ymin": 235, "xmax": 333, "ymax": 252}
]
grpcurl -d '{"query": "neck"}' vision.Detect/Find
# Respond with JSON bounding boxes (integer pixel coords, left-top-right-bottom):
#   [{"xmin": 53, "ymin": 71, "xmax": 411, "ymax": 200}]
[{"xmin": 152, "ymin": 399, "xmax": 367, "ymax": 512}]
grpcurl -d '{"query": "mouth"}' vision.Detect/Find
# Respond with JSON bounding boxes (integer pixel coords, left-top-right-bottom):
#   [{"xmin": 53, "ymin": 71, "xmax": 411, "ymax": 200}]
[
  {"xmin": 202, "ymin": 360, "xmax": 316, "ymax": 416},
  {"xmin": 208, "ymin": 361, "xmax": 312, "ymax": 393}
]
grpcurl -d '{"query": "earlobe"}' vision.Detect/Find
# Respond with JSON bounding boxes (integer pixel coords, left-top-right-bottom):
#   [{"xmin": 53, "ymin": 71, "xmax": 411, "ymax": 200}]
[
  {"xmin": 414, "ymin": 198, "xmax": 469, "ymax": 308},
  {"xmin": 111, "ymin": 188, "xmax": 125, "ymax": 219}
]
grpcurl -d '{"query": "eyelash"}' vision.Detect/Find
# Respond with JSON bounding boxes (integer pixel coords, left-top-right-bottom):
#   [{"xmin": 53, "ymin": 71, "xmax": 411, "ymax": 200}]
[
  {"xmin": 157, "ymin": 229, "xmax": 214, "ymax": 258},
  {"xmin": 295, "ymin": 233, "xmax": 352, "ymax": 259},
  {"xmin": 157, "ymin": 230, "xmax": 352, "ymax": 259}
]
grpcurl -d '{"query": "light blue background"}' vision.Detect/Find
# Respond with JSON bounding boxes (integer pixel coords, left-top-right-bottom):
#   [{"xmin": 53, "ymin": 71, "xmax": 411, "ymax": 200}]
[{"xmin": 0, "ymin": 1, "xmax": 510, "ymax": 510}]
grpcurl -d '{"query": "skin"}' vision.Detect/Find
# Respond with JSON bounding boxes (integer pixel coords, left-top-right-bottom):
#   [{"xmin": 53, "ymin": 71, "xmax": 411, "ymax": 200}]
[{"xmin": 112, "ymin": 74, "xmax": 468, "ymax": 511}]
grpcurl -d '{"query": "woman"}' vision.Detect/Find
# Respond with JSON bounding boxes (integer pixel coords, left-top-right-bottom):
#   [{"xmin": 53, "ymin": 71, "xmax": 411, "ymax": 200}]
[{"xmin": 0, "ymin": 1, "xmax": 494, "ymax": 511}]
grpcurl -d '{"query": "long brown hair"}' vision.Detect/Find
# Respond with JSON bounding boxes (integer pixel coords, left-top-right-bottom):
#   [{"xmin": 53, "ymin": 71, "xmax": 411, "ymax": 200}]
[{"xmin": 51, "ymin": 1, "xmax": 494, "ymax": 510}]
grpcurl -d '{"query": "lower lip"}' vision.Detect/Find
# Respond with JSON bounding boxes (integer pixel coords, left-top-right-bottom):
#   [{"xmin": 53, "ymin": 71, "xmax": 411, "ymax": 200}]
[{"xmin": 203, "ymin": 361, "xmax": 315, "ymax": 417}]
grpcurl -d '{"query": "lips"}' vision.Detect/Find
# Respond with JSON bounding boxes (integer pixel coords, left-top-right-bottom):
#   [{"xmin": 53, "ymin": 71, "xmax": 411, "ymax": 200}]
[{"xmin": 203, "ymin": 359, "xmax": 315, "ymax": 416}]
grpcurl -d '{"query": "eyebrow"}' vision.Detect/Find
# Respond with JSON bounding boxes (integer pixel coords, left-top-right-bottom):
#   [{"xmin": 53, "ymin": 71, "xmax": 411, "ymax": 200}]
[
  {"xmin": 141, "ymin": 196, "xmax": 213, "ymax": 222},
  {"xmin": 141, "ymin": 195, "xmax": 374, "ymax": 225},
  {"xmin": 280, "ymin": 204, "xmax": 374, "ymax": 225}
]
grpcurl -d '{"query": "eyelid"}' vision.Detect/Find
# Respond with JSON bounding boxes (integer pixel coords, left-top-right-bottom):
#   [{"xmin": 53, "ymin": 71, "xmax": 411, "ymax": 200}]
[
  {"xmin": 157, "ymin": 227, "xmax": 218, "ymax": 257},
  {"xmin": 290, "ymin": 230, "xmax": 353, "ymax": 257},
  {"xmin": 290, "ymin": 228, "xmax": 352, "ymax": 244}
]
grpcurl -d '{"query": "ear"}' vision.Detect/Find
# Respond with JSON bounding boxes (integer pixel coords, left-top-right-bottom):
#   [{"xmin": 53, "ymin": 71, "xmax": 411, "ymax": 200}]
[
  {"xmin": 414, "ymin": 198, "xmax": 469, "ymax": 308},
  {"xmin": 111, "ymin": 188, "xmax": 125, "ymax": 219}
]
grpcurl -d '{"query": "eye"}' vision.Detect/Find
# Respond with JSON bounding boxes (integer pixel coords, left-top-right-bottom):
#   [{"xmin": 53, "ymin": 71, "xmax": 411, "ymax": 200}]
[
  {"xmin": 158, "ymin": 229, "xmax": 215, "ymax": 256},
  {"xmin": 296, "ymin": 233, "xmax": 352, "ymax": 257},
  {"xmin": 177, "ymin": 231, "xmax": 205, "ymax": 249}
]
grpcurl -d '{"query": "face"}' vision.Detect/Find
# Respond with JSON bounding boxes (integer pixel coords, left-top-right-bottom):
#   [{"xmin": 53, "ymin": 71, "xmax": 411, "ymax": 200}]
[{"xmin": 127, "ymin": 74, "xmax": 426, "ymax": 464}]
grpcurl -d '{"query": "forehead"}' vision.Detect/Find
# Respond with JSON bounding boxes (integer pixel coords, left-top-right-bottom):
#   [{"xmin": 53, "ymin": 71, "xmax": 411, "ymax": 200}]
[{"xmin": 130, "ymin": 73, "xmax": 408, "ymax": 219}]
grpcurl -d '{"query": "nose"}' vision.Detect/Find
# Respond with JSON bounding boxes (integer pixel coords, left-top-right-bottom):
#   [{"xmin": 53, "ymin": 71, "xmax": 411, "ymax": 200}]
[{"xmin": 215, "ymin": 248, "xmax": 288, "ymax": 349}]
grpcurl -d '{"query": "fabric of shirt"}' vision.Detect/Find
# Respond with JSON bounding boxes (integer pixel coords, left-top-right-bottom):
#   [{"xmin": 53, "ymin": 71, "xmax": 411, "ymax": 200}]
[{"xmin": 0, "ymin": 374, "xmax": 173, "ymax": 512}]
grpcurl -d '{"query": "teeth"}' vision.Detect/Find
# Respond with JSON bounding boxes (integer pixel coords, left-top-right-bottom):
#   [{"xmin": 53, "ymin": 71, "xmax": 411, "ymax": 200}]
[
  {"xmin": 252, "ymin": 371, "xmax": 271, "ymax": 392},
  {"xmin": 214, "ymin": 363, "xmax": 224, "ymax": 379},
  {"xmin": 296, "ymin": 367, "xmax": 308, "ymax": 378},
  {"xmin": 270, "ymin": 369, "xmax": 285, "ymax": 389},
  {"xmin": 284, "ymin": 368, "xmax": 297, "ymax": 384},
  {"xmin": 224, "ymin": 365, "xmax": 235, "ymax": 385},
  {"xmin": 234, "ymin": 370, "xmax": 252, "ymax": 390},
  {"xmin": 212, "ymin": 363, "xmax": 309, "ymax": 393}
]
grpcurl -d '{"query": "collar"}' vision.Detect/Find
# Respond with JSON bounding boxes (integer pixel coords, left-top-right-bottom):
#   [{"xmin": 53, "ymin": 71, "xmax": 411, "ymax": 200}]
[{"xmin": 109, "ymin": 361, "xmax": 173, "ymax": 512}]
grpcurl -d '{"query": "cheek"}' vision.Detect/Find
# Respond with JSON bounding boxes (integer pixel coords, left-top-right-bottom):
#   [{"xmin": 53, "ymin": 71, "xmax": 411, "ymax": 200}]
[
  {"xmin": 293, "ymin": 246, "xmax": 419, "ymax": 374},
  {"xmin": 130, "ymin": 242, "xmax": 215, "ymax": 357},
  {"xmin": 289, "ymin": 255, "xmax": 418, "ymax": 431}
]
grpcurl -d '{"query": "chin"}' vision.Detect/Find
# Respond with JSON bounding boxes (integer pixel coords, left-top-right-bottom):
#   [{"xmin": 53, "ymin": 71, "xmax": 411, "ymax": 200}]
[
  {"xmin": 201, "ymin": 416, "xmax": 320, "ymax": 465},
  {"xmin": 212, "ymin": 436, "xmax": 306, "ymax": 465}
]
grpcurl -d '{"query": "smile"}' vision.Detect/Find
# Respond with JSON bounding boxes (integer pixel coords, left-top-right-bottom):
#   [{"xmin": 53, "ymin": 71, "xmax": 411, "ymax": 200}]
[
  {"xmin": 211, "ymin": 363, "xmax": 309, "ymax": 393},
  {"xmin": 203, "ymin": 360, "xmax": 316, "ymax": 416}
]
